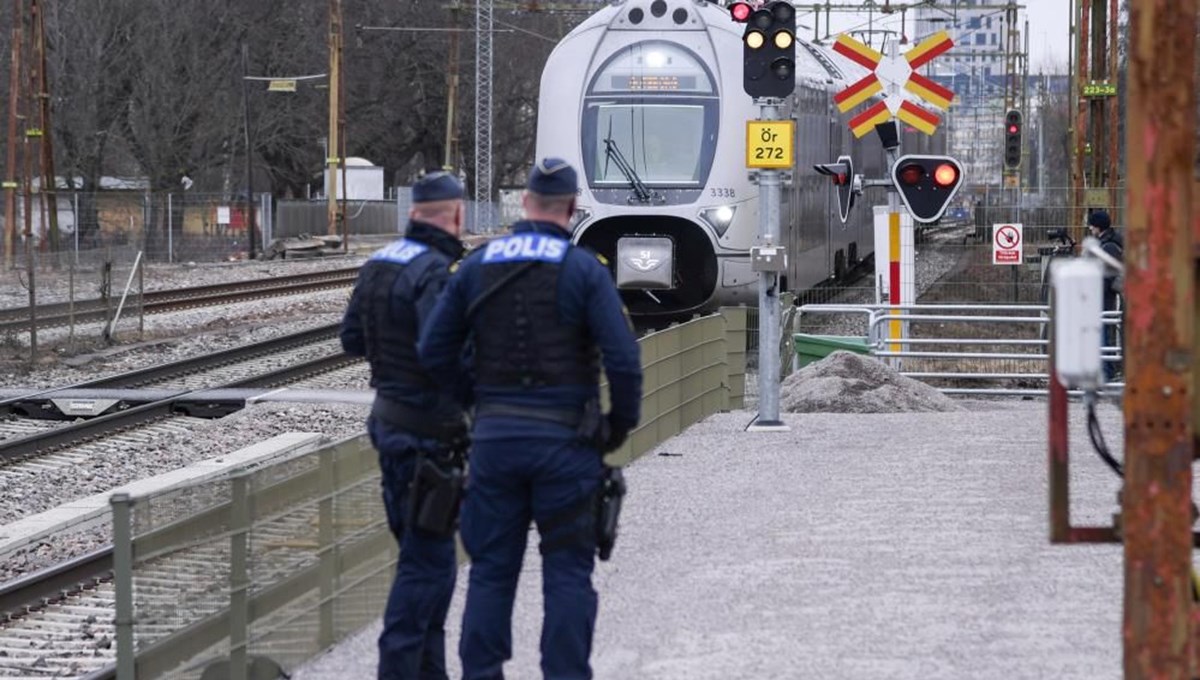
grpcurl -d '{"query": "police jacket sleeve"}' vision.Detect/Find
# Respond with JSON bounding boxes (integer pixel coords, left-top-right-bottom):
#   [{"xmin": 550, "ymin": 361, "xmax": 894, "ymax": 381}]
[
  {"xmin": 338, "ymin": 276, "xmax": 367, "ymax": 358},
  {"xmin": 418, "ymin": 266, "xmax": 471, "ymax": 384},
  {"xmin": 582, "ymin": 258, "xmax": 643, "ymax": 430}
]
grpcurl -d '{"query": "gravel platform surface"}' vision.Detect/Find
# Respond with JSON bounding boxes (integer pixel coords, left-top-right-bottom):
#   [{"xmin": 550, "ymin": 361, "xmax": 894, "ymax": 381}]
[{"xmin": 294, "ymin": 400, "xmax": 1127, "ymax": 680}]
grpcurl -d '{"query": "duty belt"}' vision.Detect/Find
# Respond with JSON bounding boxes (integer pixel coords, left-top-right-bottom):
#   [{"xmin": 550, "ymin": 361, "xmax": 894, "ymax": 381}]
[
  {"xmin": 472, "ymin": 402, "xmax": 583, "ymax": 428},
  {"xmin": 370, "ymin": 396, "xmax": 464, "ymax": 440}
]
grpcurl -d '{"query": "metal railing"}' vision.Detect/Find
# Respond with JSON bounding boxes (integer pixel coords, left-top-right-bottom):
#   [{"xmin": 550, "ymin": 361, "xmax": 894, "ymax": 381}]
[
  {"xmin": 797, "ymin": 303, "xmax": 1123, "ymax": 396},
  {"xmin": 106, "ymin": 308, "xmax": 748, "ymax": 677}
]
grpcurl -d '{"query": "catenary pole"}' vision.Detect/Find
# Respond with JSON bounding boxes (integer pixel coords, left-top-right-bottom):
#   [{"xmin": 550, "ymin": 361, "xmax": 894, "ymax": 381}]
[
  {"xmin": 4, "ymin": 0, "xmax": 24, "ymax": 269},
  {"xmin": 1121, "ymin": 0, "xmax": 1196, "ymax": 676}
]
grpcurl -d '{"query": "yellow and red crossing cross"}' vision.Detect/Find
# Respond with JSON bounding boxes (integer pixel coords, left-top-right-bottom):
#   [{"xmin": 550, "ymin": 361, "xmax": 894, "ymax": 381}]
[
  {"xmin": 833, "ymin": 33, "xmax": 882, "ymax": 71},
  {"xmin": 830, "ymin": 31, "xmax": 955, "ymax": 138},
  {"xmin": 903, "ymin": 30, "xmax": 953, "ymax": 70}
]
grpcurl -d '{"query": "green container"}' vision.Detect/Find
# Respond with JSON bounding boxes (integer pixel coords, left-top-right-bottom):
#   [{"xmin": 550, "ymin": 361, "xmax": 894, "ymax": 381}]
[{"xmin": 793, "ymin": 334, "xmax": 871, "ymax": 368}]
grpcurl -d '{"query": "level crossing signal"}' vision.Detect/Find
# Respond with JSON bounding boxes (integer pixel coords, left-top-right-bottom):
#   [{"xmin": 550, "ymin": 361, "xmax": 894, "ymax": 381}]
[
  {"xmin": 1004, "ymin": 109, "xmax": 1022, "ymax": 170},
  {"xmin": 813, "ymin": 155, "xmax": 856, "ymax": 224},
  {"xmin": 891, "ymin": 155, "xmax": 965, "ymax": 223},
  {"xmin": 734, "ymin": 0, "xmax": 796, "ymax": 99}
]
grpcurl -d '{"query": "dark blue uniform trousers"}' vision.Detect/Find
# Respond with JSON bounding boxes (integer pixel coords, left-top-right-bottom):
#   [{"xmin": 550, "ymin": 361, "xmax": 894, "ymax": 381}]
[
  {"xmin": 369, "ymin": 418, "xmax": 458, "ymax": 680},
  {"xmin": 459, "ymin": 428, "xmax": 604, "ymax": 680}
]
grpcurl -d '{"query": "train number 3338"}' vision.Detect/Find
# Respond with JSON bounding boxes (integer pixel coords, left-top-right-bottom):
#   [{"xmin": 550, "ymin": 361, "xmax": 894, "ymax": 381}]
[{"xmin": 745, "ymin": 120, "xmax": 795, "ymax": 169}]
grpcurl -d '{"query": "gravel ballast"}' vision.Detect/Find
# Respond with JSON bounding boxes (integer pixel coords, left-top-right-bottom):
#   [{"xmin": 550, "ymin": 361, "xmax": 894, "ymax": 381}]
[{"xmin": 0, "ymin": 401, "xmax": 370, "ymax": 582}]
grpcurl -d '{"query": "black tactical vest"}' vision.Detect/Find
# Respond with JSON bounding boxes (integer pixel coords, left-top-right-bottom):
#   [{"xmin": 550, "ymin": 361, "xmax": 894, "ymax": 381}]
[
  {"xmin": 474, "ymin": 253, "xmax": 600, "ymax": 388},
  {"xmin": 358, "ymin": 254, "xmax": 439, "ymax": 391}
]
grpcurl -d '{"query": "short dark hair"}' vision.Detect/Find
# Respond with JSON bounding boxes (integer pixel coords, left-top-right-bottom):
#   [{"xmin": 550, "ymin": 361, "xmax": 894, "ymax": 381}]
[
  {"xmin": 1087, "ymin": 209, "xmax": 1111, "ymax": 231},
  {"xmin": 526, "ymin": 192, "xmax": 574, "ymax": 216}
]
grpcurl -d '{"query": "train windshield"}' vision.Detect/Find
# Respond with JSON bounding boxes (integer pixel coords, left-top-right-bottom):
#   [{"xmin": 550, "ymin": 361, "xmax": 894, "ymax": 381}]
[
  {"xmin": 593, "ymin": 104, "xmax": 706, "ymax": 184},
  {"xmin": 582, "ymin": 41, "xmax": 718, "ymax": 189}
]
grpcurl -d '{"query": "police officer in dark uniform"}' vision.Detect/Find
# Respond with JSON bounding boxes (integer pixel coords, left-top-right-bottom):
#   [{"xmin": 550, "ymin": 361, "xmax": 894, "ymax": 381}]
[
  {"xmin": 340, "ymin": 171, "xmax": 468, "ymax": 680},
  {"xmin": 419, "ymin": 158, "xmax": 642, "ymax": 680},
  {"xmin": 1087, "ymin": 209, "xmax": 1124, "ymax": 380}
]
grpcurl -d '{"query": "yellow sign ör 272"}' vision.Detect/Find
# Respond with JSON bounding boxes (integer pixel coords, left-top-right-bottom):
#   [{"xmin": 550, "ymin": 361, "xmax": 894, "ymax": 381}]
[{"xmin": 746, "ymin": 121, "xmax": 794, "ymax": 169}]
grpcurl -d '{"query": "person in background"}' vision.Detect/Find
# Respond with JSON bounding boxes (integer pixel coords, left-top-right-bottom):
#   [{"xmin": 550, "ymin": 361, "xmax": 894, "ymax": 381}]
[{"xmin": 1087, "ymin": 209, "xmax": 1123, "ymax": 382}]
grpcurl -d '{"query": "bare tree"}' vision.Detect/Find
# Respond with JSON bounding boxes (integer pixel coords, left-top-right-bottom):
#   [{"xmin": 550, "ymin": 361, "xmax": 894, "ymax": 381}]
[
  {"xmin": 13, "ymin": 0, "xmax": 593, "ymax": 246},
  {"xmin": 42, "ymin": 0, "xmax": 142, "ymax": 247}
]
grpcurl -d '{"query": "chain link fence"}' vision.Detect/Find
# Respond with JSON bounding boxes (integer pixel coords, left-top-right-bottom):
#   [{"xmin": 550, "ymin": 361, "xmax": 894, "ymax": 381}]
[{"xmin": 2, "ymin": 188, "xmax": 518, "ymax": 270}]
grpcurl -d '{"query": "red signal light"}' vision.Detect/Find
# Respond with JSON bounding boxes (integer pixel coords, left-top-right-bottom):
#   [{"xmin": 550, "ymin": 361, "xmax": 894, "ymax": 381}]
[
  {"xmin": 933, "ymin": 163, "xmax": 958, "ymax": 187},
  {"xmin": 898, "ymin": 164, "xmax": 924, "ymax": 186},
  {"xmin": 1007, "ymin": 124, "xmax": 1019, "ymax": 134},
  {"xmin": 730, "ymin": 1, "xmax": 752, "ymax": 22}
]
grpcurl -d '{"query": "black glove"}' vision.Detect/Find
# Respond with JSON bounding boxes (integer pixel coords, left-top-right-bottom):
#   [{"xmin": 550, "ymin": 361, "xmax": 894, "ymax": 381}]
[{"xmin": 601, "ymin": 416, "xmax": 632, "ymax": 453}]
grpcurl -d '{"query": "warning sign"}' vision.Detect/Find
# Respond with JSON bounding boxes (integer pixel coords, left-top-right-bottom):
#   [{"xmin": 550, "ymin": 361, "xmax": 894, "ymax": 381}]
[{"xmin": 992, "ymin": 223, "xmax": 1023, "ymax": 265}]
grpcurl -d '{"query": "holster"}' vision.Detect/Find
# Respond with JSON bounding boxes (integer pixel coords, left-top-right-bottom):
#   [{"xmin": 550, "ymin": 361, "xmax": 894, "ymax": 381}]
[
  {"xmin": 576, "ymin": 397, "xmax": 609, "ymax": 451},
  {"xmin": 596, "ymin": 465, "xmax": 626, "ymax": 561},
  {"xmin": 405, "ymin": 447, "xmax": 466, "ymax": 538}
]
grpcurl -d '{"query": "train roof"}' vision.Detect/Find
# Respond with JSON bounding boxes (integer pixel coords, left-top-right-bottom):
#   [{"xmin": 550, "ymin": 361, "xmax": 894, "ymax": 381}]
[{"xmin": 559, "ymin": 0, "xmax": 870, "ymax": 90}]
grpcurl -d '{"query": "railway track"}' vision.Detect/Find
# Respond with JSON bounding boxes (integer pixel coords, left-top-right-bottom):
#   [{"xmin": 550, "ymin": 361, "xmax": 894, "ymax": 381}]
[
  {"xmin": 0, "ymin": 477, "xmax": 379, "ymax": 679},
  {"xmin": 0, "ymin": 333, "xmax": 371, "ymax": 676},
  {"xmin": 0, "ymin": 267, "xmax": 360, "ymax": 335},
  {"xmin": 0, "ymin": 323, "xmax": 345, "ymax": 420},
  {"xmin": 0, "ymin": 350, "xmax": 359, "ymax": 465}
]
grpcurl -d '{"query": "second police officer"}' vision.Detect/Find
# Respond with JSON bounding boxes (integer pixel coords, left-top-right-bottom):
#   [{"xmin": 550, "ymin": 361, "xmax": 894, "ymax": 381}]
[
  {"xmin": 419, "ymin": 158, "xmax": 643, "ymax": 679},
  {"xmin": 339, "ymin": 171, "xmax": 469, "ymax": 680}
]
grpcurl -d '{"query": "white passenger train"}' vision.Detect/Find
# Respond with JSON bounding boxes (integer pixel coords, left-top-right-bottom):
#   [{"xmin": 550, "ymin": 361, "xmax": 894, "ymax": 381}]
[{"xmin": 535, "ymin": 0, "xmax": 944, "ymax": 319}]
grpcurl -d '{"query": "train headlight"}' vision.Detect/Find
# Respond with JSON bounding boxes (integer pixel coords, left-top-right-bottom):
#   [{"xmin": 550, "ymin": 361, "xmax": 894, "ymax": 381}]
[{"xmin": 699, "ymin": 205, "xmax": 737, "ymax": 237}]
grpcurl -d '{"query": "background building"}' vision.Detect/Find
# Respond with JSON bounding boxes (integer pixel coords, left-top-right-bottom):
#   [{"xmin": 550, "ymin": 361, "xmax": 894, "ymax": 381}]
[{"xmin": 912, "ymin": 1, "xmax": 1011, "ymax": 187}]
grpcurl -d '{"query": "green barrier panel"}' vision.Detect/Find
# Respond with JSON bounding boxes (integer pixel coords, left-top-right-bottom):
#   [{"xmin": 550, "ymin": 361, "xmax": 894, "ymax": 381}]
[{"xmin": 793, "ymin": 333, "xmax": 871, "ymax": 369}]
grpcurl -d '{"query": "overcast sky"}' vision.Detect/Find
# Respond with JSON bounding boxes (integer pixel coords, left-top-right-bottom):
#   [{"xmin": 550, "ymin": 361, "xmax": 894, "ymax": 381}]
[{"xmin": 812, "ymin": 2, "xmax": 1073, "ymax": 74}]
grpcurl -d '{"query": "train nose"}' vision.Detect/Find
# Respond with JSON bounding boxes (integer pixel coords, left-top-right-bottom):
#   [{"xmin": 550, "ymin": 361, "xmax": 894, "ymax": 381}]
[
  {"xmin": 615, "ymin": 236, "xmax": 674, "ymax": 290},
  {"xmin": 577, "ymin": 215, "xmax": 718, "ymax": 316}
]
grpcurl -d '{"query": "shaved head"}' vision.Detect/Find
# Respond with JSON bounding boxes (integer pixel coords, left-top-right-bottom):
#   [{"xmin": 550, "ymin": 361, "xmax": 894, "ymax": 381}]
[{"xmin": 410, "ymin": 198, "xmax": 464, "ymax": 236}]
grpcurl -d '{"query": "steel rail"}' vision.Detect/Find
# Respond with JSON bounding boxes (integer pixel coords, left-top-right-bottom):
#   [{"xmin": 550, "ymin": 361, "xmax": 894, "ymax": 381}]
[
  {"xmin": 0, "ymin": 267, "xmax": 359, "ymax": 333},
  {"xmin": 0, "ymin": 323, "xmax": 341, "ymax": 416},
  {"xmin": 0, "ymin": 547, "xmax": 112, "ymax": 620},
  {"xmin": 0, "ymin": 352, "xmax": 360, "ymax": 462}
]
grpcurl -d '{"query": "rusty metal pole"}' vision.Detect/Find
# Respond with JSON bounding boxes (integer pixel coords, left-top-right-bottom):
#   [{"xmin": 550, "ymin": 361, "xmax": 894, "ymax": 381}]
[
  {"xmin": 21, "ymin": 0, "xmax": 37, "ymax": 360},
  {"xmin": 32, "ymin": 0, "xmax": 57, "ymax": 253},
  {"xmin": 1105, "ymin": 0, "xmax": 1119, "ymax": 218},
  {"xmin": 1071, "ymin": 0, "xmax": 1089, "ymax": 244},
  {"xmin": 4, "ymin": 0, "xmax": 24, "ymax": 270},
  {"xmin": 1122, "ymin": 0, "xmax": 1196, "ymax": 676},
  {"xmin": 1048, "ymin": 286, "xmax": 1071, "ymax": 543}
]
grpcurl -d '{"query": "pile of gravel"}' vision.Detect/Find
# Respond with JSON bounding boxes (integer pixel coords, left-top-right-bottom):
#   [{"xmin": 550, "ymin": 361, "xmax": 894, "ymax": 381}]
[{"xmin": 781, "ymin": 350, "xmax": 963, "ymax": 413}]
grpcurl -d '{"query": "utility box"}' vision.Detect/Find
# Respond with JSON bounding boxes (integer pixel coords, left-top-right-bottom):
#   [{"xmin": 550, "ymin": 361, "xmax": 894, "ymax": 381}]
[
  {"xmin": 751, "ymin": 244, "xmax": 788, "ymax": 272},
  {"xmin": 1051, "ymin": 258, "xmax": 1104, "ymax": 389}
]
